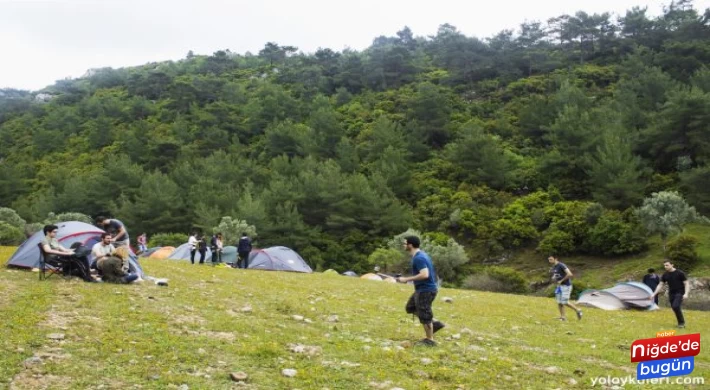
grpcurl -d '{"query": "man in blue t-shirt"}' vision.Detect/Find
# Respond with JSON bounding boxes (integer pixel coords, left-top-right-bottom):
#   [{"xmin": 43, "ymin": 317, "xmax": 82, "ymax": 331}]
[
  {"xmin": 396, "ymin": 235, "xmax": 445, "ymax": 346},
  {"xmin": 549, "ymin": 255, "xmax": 583, "ymax": 321}
]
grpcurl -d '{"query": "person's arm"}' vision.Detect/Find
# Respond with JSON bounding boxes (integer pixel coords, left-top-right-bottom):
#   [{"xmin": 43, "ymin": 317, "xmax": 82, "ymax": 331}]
[
  {"xmin": 558, "ymin": 267, "xmax": 573, "ymax": 284},
  {"xmin": 683, "ymin": 280, "xmax": 690, "ymax": 299},
  {"xmin": 112, "ymin": 224, "xmax": 127, "ymax": 241},
  {"xmin": 44, "ymin": 243, "xmax": 73, "ymax": 256},
  {"xmin": 652, "ymin": 282, "xmax": 665, "ymax": 297},
  {"xmin": 397, "ymin": 258, "xmax": 429, "ymax": 283}
]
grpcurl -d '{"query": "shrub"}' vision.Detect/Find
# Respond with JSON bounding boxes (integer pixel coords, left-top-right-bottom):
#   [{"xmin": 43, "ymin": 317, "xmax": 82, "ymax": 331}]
[
  {"xmin": 386, "ymin": 228, "xmax": 468, "ymax": 283},
  {"xmin": 463, "ymin": 266, "xmax": 528, "ymax": 294},
  {"xmin": 0, "ymin": 222, "xmax": 25, "ymax": 245},
  {"xmin": 366, "ymin": 248, "xmax": 403, "ymax": 273},
  {"xmin": 0, "ymin": 207, "xmax": 26, "ymax": 229},
  {"xmin": 667, "ymin": 235, "xmax": 700, "ymax": 272},
  {"xmin": 537, "ymin": 228, "xmax": 575, "ymax": 255},
  {"xmin": 584, "ymin": 210, "xmax": 647, "ymax": 256},
  {"xmin": 212, "ymin": 216, "xmax": 257, "ymax": 247},
  {"xmin": 148, "ymin": 232, "xmax": 188, "ymax": 248},
  {"xmin": 44, "ymin": 212, "xmax": 92, "ymax": 224}
]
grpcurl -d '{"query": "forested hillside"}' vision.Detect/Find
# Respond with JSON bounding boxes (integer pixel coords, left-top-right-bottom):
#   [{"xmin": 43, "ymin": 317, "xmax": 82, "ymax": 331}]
[{"xmin": 1, "ymin": 1, "xmax": 710, "ymax": 278}]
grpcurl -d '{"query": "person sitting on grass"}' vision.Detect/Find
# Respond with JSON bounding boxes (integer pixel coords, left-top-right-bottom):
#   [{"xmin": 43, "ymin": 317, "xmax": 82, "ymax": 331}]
[{"xmin": 97, "ymin": 246, "xmax": 141, "ymax": 284}]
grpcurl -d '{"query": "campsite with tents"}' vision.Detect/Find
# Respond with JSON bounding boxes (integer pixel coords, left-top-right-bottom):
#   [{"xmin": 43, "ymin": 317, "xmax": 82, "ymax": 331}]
[
  {"xmin": 1, "ymin": 225, "xmax": 709, "ymax": 388},
  {"xmin": 1, "ymin": 199, "xmax": 710, "ymax": 388},
  {"xmin": 4, "ymin": 0, "xmax": 710, "ymax": 386}
]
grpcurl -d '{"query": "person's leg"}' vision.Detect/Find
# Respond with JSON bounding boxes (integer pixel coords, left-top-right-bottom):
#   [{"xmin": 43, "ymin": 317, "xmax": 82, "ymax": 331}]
[
  {"xmin": 122, "ymin": 273, "xmax": 139, "ymax": 284},
  {"xmin": 555, "ymin": 286, "xmax": 566, "ymax": 319},
  {"xmin": 243, "ymin": 252, "xmax": 249, "ymax": 268},
  {"xmin": 199, "ymin": 250, "xmax": 205, "ymax": 264},
  {"xmin": 405, "ymin": 293, "xmax": 417, "ymax": 315},
  {"xmin": 670, "ymin": 293, "xmax": 685, "ymax": 326},
  {"xmin": 414, "ymin": 291, "xmax": 437, "ymax": 345},
  {"xmin": 190, "ymin": 249, "xmax": 196, "ymax": 264}
]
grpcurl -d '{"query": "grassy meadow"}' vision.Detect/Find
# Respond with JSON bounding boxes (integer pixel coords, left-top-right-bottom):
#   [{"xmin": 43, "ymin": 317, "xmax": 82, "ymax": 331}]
[{"xmin": 0, "ymin": 246, "xmax": 708, "ymax": 389}]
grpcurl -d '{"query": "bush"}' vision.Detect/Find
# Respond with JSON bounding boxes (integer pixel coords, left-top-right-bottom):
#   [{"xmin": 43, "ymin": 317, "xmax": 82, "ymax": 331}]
[
  {"xmin": 148, "ymin": 232, "xmax": 188, "ymax": 248},
  {"xmin": 462, "ymin": 266, "xmax": 528, "ymax": 294},
  {"xmin": 44, "ymin": 212, "xmax": 92, "ymax": 224},
  {"xmin": 212, "ymin": 216, "xmax": 257, "ymax": 247},
  {"xmin": 537, "ymin": 228, "xmax": 575, "ymax": 255},
  {"xmin": 0, "ymin": 221, "xmax": 25, "ymax": 245},
  {"xmin": 386, "ymin": 228, "xmax": 469, "ymax": 283},
  {"xmin": 366, "ymin": 248, "xmax": 404, "ymax": 273},
  {"xmin": 667, "ymin": 235, "xmax": 700, "ymax": 272},
  {"xmin": 0, "ymin": 207, "xmax": 26, "ymax": 229},
  {"xmin": 584, "ymin": 210, "xmax": 647, "ymax": 256}
]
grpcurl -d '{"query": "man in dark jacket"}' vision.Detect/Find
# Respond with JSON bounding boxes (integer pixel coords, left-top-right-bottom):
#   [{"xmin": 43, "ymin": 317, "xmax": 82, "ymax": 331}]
[
  {"xmin": 237, "ymin": 233, "xmax": 252, "ymax": 269},
  {"xmin": 642, "ymin": 268, "xmax": 660, "ymax": 305}
]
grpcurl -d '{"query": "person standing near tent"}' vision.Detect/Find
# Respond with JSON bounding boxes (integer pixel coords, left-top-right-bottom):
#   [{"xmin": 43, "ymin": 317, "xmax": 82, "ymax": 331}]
[
  {"xmin": 651, "ymin": 261, "xmax": 689, "ymax": 328},
  {"xmin": 96, "ymin": 216, "xmax": 130, "ymax": 248},
  {"xmin": 549, "ymin": 255, "xmax": 583, "ymax": 321},
  {"xmin": 188, "ymin": 232, "xmax": 198, "ymax": 264},
  {"xmin": 396, "ymin": 235, "xmax": 445, "ymax": 347},
  {"xmin": 137, "ymin": 233, "xmax": 148, "ymax": 253},
  {"xmin": 197, "ymin": 234, "xmax": 208, "ymax": 264},
  {"xmin": 210, "ymin": 233, "xmax": 223, "ymax": 264},
  {"xmin": 237, "ymin": 232, "xmax": 252, "ymax": 269},
  {"xmin": 643, "ymin": 268, "xmax": 660, "ymax": 305}
]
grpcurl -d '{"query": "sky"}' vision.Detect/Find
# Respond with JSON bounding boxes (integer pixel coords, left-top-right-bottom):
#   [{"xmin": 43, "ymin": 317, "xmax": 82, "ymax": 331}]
[{"xmin": 1, "ymin": 0, "xmax": 709, "ymax": 91}]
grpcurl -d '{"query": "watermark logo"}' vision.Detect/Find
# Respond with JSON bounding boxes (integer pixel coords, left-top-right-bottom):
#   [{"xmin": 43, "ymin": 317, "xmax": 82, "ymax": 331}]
[{"xmin": 630, "ymin": 332, "xmax": 701, "ymax": 380}]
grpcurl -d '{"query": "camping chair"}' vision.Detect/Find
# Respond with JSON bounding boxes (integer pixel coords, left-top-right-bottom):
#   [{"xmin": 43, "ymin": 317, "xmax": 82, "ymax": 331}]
[{"xmin": 38, "ymin": 243, "xmax": 73, "ymax": 281}]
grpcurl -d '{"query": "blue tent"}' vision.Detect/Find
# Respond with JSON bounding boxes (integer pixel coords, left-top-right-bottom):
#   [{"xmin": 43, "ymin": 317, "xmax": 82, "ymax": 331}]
[
  {"xmin": 168, "ymin": 243, "xmax": 212, "ymax": 262},
  {"xmin": 248, "ymin": 246, "xmax": 312, "ymax": 273},
  {"xmin": 6, "ymin": 221, "xmax": 144, "ymax": 277}
]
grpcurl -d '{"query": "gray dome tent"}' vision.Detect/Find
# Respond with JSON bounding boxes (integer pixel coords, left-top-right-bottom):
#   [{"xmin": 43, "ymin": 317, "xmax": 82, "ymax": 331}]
[
  {"xmin": 168, "ymin": 243, "xmax": 212, "ymax": 262},
  {"xmin": 6, "ymin": 221, "xmax": 144, "ymax": 277},
  {"xmin": 220, "ymin": 245, "xmax": 238, "ymax": 264},
  {"xmin": 577, "ymin": 282, "xmax": 658, "ymax": 310},
  {"xmin": 248, "ymin": 246, "xmax": 312, "ymax": 273}
]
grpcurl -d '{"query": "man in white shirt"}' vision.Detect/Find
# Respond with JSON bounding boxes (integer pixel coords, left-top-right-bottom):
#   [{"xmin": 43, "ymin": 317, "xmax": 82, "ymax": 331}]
[
  {"xmin": 92, "ymin": 233, "xmax": 115, "ymax": 266},
  {"xmin": 188, "ymin": 233, "xmax": 198, "ymax": 264}
]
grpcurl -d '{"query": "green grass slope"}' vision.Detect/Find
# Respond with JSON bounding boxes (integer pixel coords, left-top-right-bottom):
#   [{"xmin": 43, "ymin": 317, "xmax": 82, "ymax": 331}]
[
  {"xmin": 506, "ymin": 224, "xmax": 710, "ymax": 293},
  {"xmin": 0, "ymin": 248, "xmax": 708, "ymax": 389}
]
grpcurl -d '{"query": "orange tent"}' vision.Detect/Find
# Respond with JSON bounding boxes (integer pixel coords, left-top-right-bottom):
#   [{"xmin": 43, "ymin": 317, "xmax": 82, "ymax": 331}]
[{"xmin": 149, "ymin": 246, "xmax": 175, "ymax": 259}]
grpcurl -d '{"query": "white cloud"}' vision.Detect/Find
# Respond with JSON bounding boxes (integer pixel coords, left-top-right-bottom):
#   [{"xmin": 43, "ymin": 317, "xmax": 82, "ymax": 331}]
[{"xmin": 1, "ymin": 0, "xmax": 708, "ymax": 90}]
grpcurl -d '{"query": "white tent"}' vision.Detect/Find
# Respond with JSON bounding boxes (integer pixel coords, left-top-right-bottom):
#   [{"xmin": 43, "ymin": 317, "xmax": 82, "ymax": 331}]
[{"xmin": 577, "ymin": 282, "xmax": 658, "ymax": 311}]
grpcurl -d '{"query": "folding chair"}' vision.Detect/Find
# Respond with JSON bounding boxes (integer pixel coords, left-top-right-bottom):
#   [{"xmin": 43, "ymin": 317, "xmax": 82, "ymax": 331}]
[{"xmin": 38, "ymin": 243, "xmax": 72, "ymax": 281}]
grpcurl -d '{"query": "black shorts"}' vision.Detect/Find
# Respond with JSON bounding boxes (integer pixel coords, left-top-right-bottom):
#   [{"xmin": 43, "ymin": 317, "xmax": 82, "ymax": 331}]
[{"xmin": 405, "ymin": 291, "xmax": 437, "ymax": 324}]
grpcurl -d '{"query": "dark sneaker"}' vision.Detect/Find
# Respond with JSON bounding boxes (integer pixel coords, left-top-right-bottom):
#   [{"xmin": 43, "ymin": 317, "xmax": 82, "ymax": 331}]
[
  {"xmin": 678, "ymin": 324, "xmax": 686, "ymax": 329},
  {"xmin": 415, "ymin": 338, "xmax": 437, "ymax": 347},
  {"xmin": 433, "ymin": 321, "xmax": 445, "ymax": 334},
  {"xmin": 576, "ymin": 310, "xmax": 583, "ymax": 320}
]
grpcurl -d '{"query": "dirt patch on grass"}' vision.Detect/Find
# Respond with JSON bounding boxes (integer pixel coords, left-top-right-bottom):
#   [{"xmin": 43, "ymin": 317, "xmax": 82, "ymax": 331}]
[
  {"xmin": 171, "ymin": 314, "xmax": 207, "ymax": 326},
  {"xmin": 185, "ymin": 330, "xmax": 238, "ymax": 341},
  {"xmin": 10, "ymin": 372, "xmax": 73, "ymax": 390},
  {"xmin": 581, "ymin": 357, "xmax": 635, "ymax": 373},
  {"xmin": 38, "ymin": 309, "xmax": 79, "ymax": 329}
]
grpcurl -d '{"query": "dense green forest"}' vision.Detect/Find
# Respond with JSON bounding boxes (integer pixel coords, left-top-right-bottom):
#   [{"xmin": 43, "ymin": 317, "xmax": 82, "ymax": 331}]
[{"xmin": 1, "ymin": 1, "xmax": 710, "ymax": 279}]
